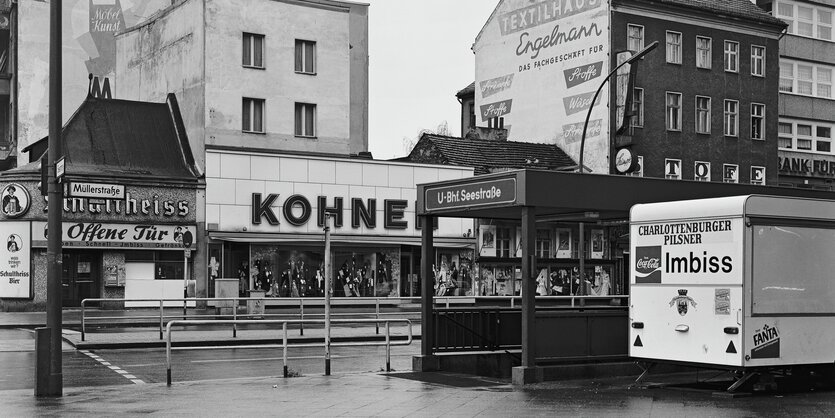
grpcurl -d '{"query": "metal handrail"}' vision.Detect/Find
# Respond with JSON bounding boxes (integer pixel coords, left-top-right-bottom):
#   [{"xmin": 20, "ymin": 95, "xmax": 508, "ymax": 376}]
[
  {"xmin": 164, "ymin": 318, "xmax": 413, "ymax": 385},
  {"xmin": 80, "ymin": 295, "xmax": 629, "ymax": 340}
]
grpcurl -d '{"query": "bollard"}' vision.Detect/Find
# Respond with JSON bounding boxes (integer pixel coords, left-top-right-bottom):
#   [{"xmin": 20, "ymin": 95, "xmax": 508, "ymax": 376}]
[
  {"xmin": 299, "ymin": 299, "xmax": 304, "ymax": 336},
  {"xmin": 232, "ymin": 298, "xmax": 238, "ymax": 338},
  {"xmin": 81, "ymin": 303, "xmax": 86, "ymax": 342},
  {"xmin": 385, "ymin": 322, "xmax": 391, "ymax": 372},
  {"xmin": 166, "ymin": 325, "xmax": 172, "ymax": 386},
  {"xmin": 375, "ymin": 299, "xmax": 380, "ymax": 335},
  {"xmin": 282, "ymin": 322, "xmax": 288, "ymax": 378},
  {"xmin": 34, "ymin": 327, "xmax": 51, "ymax": 396},
  {"xmin": 159, "ymin": 300, "xmax": 165, "ymax": 340}
]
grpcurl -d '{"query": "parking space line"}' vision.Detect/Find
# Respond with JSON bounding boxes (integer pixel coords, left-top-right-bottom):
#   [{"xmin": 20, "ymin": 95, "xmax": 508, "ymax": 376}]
[{"xmin": 79, "ymin": 350, "xmax": 146, "ymax": 385}]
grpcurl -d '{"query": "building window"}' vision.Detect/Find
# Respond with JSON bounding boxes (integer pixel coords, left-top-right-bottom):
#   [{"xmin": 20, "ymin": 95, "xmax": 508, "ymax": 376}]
[
  {"xmin": 496, "ymin": 227, "xmax": 511, "ymax": 258},
  {"xmin": 628, "ymin": 156, "xmax": 644, "ymax": 177},
  {"xmin": 666, "ymin": 31, "xmax": 682, "ymax": 64},
  {"xmin": 797, "ymin": 124, "xmax": 813, "ymax": 150},
  {"xmin": 242, "ymin": 97, "xmax": 265, "ymax": 133},
  {"xmin": 535, "ymin": 229, "xmax": 551, "ymax": 258},
  {"xmin": 779, "ymin": 60, "xmax": 833, "ymax": 98},
  {"xmin": 724, "ymin": 100, "xmax": 738, "ymax": 137},
  {"xmin": 778, "ymin": 122, "xmax": 794, "ymax": 149},
  {"xmin": 751, "ymin": 45, "xmax": 765, "ymax": 77},
  {"xmin": 294, "ymin": 102, "xmax": 316, "ymax": 137},
  {"xmin": 724, "ymin": 41, "xmax": 739, "ymax": 73},
  {"xmin": 242, "ymin": 33, "xmax": 265, "ymax": 68},
  {"xmin": 295, "ymin": 39, "xmax": 316, "ymax": 74},
  {"xmin": 695, "ymin": 96, "xmax": 711, "ymax": 134},
  {"xmin": 817, "ymin": 126, "xmax": 832, "ymax": 152},
  {"xmin": 775, "ymin": 0, "xmax": 834, "ymax": 41},
  {"xmin": 665, "ymin": 159, "xmax": 682, "ymax": 180},
  {"xmin": 696, "ymin": 36, "xmax": 712, "ymax": 69},
  {"xmin": 751, "ymin": 166, "xmax": 766, "ymax": 185},
  {"xmin": 695, "ymin": 161, "xmax": 711, "ymax": 182},
  {"xmin": 666, "ymin": 92, "xmax": 682, "ymax": 131},
  {"xmin": 631, "ymin": 88, "xmax": 644, "ymax": 127},
  {"xmin": 751, "ymin": 103, "xmax": 765, "ymax": 140},
  {"xmin": 723, "ymin": 164, "xmax": 739, "ymax": 183},
  {"xmin": 627, "ymin": 24, "xmax": 644, "ymax": 52}
]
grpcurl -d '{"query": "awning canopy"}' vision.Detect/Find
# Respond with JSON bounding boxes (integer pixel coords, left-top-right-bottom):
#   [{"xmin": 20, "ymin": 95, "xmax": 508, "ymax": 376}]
[
  {"xmin": 417, "ymin": 169, "xmax": 835, "ymax": 221},
  {"xmin": 208, "ymin": 231, "xmax": 474, "ymax": 249}
]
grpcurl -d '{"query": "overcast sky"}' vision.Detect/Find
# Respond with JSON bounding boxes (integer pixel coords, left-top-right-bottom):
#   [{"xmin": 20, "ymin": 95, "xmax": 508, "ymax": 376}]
[{"xmin": 366, "ymin": 1, "xmax": 496, "ymax": 159}]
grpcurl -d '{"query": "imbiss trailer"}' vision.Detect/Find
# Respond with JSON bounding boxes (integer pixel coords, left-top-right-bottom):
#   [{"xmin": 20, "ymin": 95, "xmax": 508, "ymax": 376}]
[{"xmin": 629, "ymin": 195, "xmax": 835, "ymax": 388}]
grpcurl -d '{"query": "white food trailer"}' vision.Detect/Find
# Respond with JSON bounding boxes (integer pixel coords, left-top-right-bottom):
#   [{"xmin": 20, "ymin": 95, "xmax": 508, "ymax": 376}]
[{"xmin": 629, "ymin": 195, "xmax": 835, "ymax": 388}]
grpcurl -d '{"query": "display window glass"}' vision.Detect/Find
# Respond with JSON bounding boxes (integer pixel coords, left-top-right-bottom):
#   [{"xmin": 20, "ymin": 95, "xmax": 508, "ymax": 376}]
[{"xmin": 434, "ymin": 250, "xmax": 474, "ymax": 296}]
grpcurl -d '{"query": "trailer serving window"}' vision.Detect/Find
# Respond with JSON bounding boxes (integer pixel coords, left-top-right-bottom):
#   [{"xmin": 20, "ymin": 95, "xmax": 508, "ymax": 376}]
[{"xmin": 752, "ymin": 224, "xmax": 835, "ymax": 315}]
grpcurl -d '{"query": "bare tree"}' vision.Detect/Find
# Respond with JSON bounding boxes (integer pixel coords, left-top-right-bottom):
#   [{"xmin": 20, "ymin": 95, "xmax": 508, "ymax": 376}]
[{"xmin": 402, "ymin": 121, "xmax": 452, "ymax": 154}]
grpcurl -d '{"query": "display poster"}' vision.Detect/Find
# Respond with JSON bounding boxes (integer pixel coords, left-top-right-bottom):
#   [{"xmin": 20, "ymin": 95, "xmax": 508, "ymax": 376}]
[
  {"xmin": 591, "ymin": 229, "xmax": 604, "ymax": 259},
  {"xmin": 514, "ymin": 226, "xmax": 523, "ymax": 257},
  {"xmin": 474, "ymin": 0, "xmax": 611, "ymax": 173},
  {"xmin": 479, "ymin": 225, "xmax": 497, "ymax": 257},
  {"xmin": 0, "ymin": 222, "xmax": 32, "ymax": 299},
  {"xmin": 556, "ymin": 228, "xmax": 572, "ymax": 258}
]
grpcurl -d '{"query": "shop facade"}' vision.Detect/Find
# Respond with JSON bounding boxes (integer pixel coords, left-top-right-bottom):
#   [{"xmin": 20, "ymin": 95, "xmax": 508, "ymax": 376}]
[
  {"xmin": 778, "ymin": 150, "xmax": 835, "ymax": 190},
  {"xmin": 204, "ymin": 150, "xmax": 475, "ymax": 299},
  {"xmin": 0, "ymin": 179, "xmax": 198, "ymax": 308}
]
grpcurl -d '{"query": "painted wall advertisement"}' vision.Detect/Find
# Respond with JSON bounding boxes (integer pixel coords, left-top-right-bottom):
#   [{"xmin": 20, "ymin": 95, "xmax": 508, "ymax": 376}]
[
  {"xmin": 631, "ymin": 218, "xmax": 744, "ymax": 285},
  {"xmin": 474, "ymin": 0, "xmax": 610, "ymax": 173},
  {"xmin": 0, "ymin": 222, "xmax": 32, "ymax": 299}
]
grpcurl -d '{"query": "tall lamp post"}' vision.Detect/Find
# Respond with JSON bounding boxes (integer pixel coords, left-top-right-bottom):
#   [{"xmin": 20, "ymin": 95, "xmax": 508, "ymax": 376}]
[{"xmin": 578, "ymin": 41, "xmax": 658, "ymax": 174}]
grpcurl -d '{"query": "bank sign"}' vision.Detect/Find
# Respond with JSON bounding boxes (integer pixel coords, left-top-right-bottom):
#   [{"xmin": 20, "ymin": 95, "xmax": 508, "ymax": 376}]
[
  {"xmin": 0, "ymin": 222, "xmax": 32, "ymax": 299},
  {"xmin": 631, "ymin": 218, "xmax": 743, "ymax": 285},
  {"xmin": 424, "ymin": 178, "xmax": 517, "ymax": 211},
  {"xmin": 474, "ymin": 0, "xmax": 609, "ymax": 173}
]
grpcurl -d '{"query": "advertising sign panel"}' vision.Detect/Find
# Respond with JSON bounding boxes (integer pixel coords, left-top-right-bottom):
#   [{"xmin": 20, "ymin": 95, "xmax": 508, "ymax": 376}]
[
  {"xmin": 32, "ymin": 222, "xmax": 196, "ymax": 250},
  {"xmin": 631, "ymin": 218, "xmax": 744, "ymax": 285},
  {"xmin": 473, "ymin": 0, "xmax": 610, "ymax": 173},
  {"xmin": 0, "ymin": 222, "xmax": 32, "ymax": 299}
]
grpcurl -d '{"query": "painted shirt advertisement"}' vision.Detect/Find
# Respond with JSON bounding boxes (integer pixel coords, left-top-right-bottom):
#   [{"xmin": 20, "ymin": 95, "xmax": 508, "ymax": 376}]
[
  {"xmin": 0, "ymin": 222, "xmax": 31, "ymax": 299},
  {"xmin": 630, "ymin": 218, "xmax": 744, "ymax": 285},
  {"xmin": 473, "ymin": 0, "xmax": 610, "ymax": 173},
  {"xmin": 17, "ymin": 0, "xmax": 171, "ymax": 151}
]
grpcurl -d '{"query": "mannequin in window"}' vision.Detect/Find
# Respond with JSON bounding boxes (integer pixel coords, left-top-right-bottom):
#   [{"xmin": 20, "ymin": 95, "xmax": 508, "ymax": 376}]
[{"xmin": 237, "ymin": 262, "xmax": 249, "ymax": 297}]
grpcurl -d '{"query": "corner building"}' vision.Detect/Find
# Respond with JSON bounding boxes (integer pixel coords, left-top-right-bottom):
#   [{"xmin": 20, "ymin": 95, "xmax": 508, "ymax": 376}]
[{"xmin": 472, "ymin": 0, "xmax": 785, "ymax": 183}]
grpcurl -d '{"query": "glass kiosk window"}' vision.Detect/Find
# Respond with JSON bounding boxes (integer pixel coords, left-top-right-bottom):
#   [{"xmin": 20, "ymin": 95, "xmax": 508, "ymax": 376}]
[{"xmin": 752, "ymin": 225, "xmax": 835, "ymax": 314}]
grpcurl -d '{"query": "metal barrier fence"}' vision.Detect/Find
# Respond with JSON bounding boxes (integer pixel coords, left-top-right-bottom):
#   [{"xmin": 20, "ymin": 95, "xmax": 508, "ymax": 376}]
[
  {"xmin": 80, "ymin": 295, "xmax": 629, "ymax": 341},
  {"xmin": 164, "ymin": 318, "xmax": 413, "ymax": 385}
]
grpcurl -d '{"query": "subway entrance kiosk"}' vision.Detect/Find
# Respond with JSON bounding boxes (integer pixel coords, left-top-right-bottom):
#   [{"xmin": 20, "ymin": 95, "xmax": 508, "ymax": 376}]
[{"xmin": 630, "ymin": 195, "xmax": 835, "ymax": 391}]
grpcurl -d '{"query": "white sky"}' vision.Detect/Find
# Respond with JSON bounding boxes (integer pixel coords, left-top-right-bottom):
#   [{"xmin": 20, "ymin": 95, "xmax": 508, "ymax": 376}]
[{"xmin": 366, "ymin": 0, "xmax": 496, "ymax": 159}]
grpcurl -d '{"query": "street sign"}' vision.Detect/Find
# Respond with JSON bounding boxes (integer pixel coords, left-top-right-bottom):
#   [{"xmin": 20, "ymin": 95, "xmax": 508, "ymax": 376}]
[
  {"xmin": 56, "ymin": 157, "xmax": 65, "ymax": 183},
  {"xmin": 424, "ymin": 177, "xmax": 516, "ymax": 212},
  {"xmin": 66, "ymin": 181, "xmax": 125, "ymax": 200}
]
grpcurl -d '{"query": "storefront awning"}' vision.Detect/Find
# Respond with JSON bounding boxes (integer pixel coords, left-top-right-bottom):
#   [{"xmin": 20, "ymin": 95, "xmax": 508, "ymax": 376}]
[{"xmin": 207, "ymin": 231, "xmax": 474, "ymax": 249}]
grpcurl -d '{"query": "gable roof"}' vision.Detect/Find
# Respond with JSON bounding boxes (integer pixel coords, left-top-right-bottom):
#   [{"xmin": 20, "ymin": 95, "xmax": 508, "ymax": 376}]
[
  {"xmin": 404, "ymin": 133, "xmax": 576, "ymax": 175},
  {"xmin": 14, "ymin": 94, "xmax": 201, "ymax": 184}
]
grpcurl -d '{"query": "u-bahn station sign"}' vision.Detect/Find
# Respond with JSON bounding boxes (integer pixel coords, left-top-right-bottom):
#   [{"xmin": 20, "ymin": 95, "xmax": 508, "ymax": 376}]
[{"xmin": 424, "ymin": 178, "xmax": 517, "ymax": 211}]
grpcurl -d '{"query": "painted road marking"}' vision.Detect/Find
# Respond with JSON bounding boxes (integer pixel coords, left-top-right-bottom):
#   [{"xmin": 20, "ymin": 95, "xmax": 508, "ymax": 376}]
[{"xmin": 79, "ymin": 350, "xmax": 146, "ymax": 385}]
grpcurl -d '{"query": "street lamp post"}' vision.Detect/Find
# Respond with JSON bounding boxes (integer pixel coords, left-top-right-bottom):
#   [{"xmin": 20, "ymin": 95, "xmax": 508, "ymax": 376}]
[{"xmin": 578, "ymin": 41, "xmax": 658, "ymax": 174}]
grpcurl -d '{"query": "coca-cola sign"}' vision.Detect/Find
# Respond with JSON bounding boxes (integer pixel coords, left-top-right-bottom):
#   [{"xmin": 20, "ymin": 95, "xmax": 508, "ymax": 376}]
[{"xmin": 635, "ymin": 246, "xmax": 662, "ymax": 283}]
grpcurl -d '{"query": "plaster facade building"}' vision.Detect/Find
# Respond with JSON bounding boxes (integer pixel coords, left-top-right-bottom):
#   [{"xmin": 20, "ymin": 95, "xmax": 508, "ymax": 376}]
[
  {"xmin": 757, "ymin": 0, "xmax": 835, "ymax": 189},
  {"xmin": 470, "ymin": 0, "xmax": 785, "ymax": 184},
  {"xmin": 114, "ymin": 0, "xmax": 369, "ymax": 169}
]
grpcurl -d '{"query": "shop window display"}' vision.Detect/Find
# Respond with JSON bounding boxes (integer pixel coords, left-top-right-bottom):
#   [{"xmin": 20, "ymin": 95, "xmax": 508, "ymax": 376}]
[
  {"xmin": 434, "ymin": 251, "xmax": 474, "ymax": 296},
  {"xmin": 250, "ymin": 245, "xmax": 324, "ymax": 297},
  {"xmin": 333, "ymin": 250, "xmax": 396, "ymax": 298}
]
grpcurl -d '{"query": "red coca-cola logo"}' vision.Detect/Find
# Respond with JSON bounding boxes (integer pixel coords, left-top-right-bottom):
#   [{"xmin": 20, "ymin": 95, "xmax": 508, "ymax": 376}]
[
  {"xmin": 636, "ymin": 258, "xmax": 660, "ymax": 269},
  {"xmin": 635, "ymin": 246, "xmax": 662, "ymax": 283}
]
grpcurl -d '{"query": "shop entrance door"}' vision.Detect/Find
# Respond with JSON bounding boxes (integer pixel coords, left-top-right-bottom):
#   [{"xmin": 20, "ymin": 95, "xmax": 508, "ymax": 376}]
[{"xmin": 62, "ymin": 252, "xmax": 100, "ymax": 307}]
